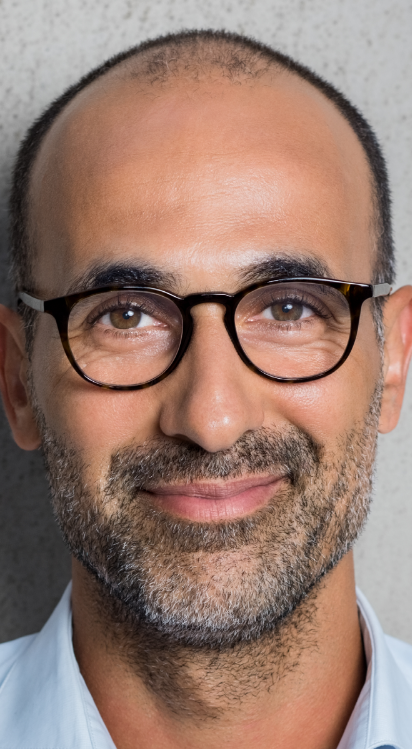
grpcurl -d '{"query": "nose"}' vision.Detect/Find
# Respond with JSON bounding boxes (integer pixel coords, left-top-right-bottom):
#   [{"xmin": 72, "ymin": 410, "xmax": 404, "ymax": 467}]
[{"xmin": 158, "ymin": 304, "xmax": 265, "ymax": 452}]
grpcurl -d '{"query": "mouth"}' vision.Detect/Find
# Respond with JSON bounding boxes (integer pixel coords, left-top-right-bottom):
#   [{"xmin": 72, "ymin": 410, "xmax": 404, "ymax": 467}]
[{"xmin": 145, "ymin": 474, "xmax": 286, "ymax": 522}]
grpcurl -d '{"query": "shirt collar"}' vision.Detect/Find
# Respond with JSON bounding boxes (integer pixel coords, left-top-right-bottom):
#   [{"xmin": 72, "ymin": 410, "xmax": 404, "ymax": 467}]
[
  {"xmin": 0, "ymin": 583, "xmax": 113, "ymax": 749},
  {"xmin": 0, "ymin": 583, "xmax": 411, "ymax": 749},
  {"xmin": 338, "ymin": 588, "xmax": 412, "ymax": 749}
]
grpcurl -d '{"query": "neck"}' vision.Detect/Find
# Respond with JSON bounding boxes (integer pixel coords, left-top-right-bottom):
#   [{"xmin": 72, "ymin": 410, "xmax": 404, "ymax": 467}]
[{"xmin": 72, "ymin": 552, "xmax": 365, "ymax": 749}]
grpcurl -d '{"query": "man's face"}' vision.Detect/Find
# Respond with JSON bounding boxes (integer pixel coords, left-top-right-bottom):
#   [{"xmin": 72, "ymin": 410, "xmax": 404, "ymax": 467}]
[{"xmin": 27, "ymin": 70, "xmax": 382, "ymax": 643}]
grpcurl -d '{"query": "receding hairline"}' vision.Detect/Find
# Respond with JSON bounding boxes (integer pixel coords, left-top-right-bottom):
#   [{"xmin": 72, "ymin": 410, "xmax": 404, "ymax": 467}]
[
  {"xmin": 29, "ymin": 48, "xmax": 375, "ymax": 244},
  {"xmin": 106, "ymin": 32, "xmax": 283, "ymax": 86},
  {"xmin": 33, "ymin": 34, "xmax": 291, "ymax": 167}
]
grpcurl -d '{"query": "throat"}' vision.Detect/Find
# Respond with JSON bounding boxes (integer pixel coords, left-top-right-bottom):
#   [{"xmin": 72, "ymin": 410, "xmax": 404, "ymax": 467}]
[
  {"xmin": 73, "ymin": 567, "xmax": 319, "ymax": 723},
  {"xmin": 71, "ymin": 556, "xmax": 366, "ymax": 749}
]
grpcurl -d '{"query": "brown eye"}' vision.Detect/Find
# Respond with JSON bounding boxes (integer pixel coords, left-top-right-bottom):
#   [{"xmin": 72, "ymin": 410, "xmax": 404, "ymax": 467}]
[
  {"xmin": 269, "ymin": 302, "xmax": 303, "ymax": 321},
  {"xmin": 109, "ymin": 308, "xmax": 141, "ymax": 329}
]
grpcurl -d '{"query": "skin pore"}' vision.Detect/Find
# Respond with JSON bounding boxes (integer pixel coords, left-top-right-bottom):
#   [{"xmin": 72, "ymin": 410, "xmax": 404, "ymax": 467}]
[{"xmin": 1, "ymin": 65, "xmax": 412, "ymax": 749}]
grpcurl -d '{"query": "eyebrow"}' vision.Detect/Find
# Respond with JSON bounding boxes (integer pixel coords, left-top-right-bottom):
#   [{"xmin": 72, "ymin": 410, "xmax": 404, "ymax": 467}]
[
  {"xmin": 238, "ymin": 254, "xmax": 332, "ymax": 285},
  {"xmin": 67, "ymin": 261, "xmax": 179, "ymax": 294},
  {"xmin": 66, "ymin": 253, "xmax": 333, "ymax": 296}
]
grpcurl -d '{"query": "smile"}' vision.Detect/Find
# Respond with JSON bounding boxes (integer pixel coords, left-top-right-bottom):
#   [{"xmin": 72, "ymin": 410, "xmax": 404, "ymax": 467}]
[{"xmin": 146, "ymin": 475, "xmax": 286, "ymax": 521}]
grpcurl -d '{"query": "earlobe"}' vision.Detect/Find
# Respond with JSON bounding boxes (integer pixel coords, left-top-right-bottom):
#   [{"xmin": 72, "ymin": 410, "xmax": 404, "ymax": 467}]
[
  {"xmin": 0, "ymin": 304, "xmax": 41, "ymax": 450},
  {"xmin": 379, "ymin": 285, "xmax": 412, "ymax": 434}
]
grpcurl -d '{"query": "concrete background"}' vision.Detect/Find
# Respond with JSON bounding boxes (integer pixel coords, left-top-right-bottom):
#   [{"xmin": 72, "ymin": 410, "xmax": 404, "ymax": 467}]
[{"xmin": 0, "ymin": 0, "xmax": 411, "ymax": 643}]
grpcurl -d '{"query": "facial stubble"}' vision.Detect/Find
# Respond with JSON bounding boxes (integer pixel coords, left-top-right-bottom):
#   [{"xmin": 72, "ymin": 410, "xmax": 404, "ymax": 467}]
[{"xmin": 36, "ymin": 386, "xmax": 380, "ymax": 717}]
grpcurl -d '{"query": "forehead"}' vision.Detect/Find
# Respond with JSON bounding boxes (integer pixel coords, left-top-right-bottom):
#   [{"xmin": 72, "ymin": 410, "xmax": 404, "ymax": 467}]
[{"xmin": 30, "ymin": 70, "xmax": 374, "ymax": 296}]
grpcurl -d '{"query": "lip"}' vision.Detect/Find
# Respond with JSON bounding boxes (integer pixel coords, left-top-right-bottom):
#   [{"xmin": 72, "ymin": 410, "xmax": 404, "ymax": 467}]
[{"xmin": 146, "ymin": 474, "xmax": 285, "ymax": 522}]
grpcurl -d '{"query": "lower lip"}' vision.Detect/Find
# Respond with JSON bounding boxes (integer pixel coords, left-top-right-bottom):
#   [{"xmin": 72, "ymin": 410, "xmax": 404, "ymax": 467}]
[{"xmin": 147, "ymin": 477, "xmax": 285, "ymax": 522}]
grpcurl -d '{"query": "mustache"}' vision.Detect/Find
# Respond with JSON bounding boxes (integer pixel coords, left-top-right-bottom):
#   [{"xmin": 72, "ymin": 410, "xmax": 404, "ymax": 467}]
[{"xmin": 105, "ymin": 427, "xmax": 323, "ymax": 499}]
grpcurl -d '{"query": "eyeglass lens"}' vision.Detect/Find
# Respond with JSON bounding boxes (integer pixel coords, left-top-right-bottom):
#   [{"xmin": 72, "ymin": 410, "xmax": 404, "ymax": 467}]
[
  {"xmin": 67, "ymin": 282, "xmax": 352, "ymax": 386},
  {"xmin": 235, "ymin": 282, "xmax": 351, "ymax": 379},
  {"xmin": 68, "ymin": 291, "xmax": 184, "ymax": 386}
]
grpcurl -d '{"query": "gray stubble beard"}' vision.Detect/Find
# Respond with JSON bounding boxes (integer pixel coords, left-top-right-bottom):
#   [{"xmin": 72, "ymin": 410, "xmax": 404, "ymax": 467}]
[{"xmin": 35, "ymin": 383, "xmax": 381, "ymax": 719}]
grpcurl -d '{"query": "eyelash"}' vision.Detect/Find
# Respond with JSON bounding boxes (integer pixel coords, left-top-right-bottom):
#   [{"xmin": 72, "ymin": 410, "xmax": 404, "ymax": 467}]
[
  {"xmin": 260, "ymin": 292, "xmax": 331, "ymax": 319},
  {"xmin": 86, "ymin": 299, "xmax": 155, "ymax": 327}
]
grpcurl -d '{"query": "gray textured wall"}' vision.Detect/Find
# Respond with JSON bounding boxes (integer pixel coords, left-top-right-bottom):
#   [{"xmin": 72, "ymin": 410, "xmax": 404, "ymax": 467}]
[{"xmin": 0, "ymin": 0, "xmax": 411, "ymax": 643}]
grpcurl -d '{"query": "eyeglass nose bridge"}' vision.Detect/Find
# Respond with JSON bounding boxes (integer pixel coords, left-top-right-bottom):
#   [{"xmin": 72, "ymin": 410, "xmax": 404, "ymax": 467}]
[
  {"xmin": 177, "ymin": 291, "xmax": 252, "ymax": 371},
  {"xmin": 180, "ymin": 291, "xmax": 240, "ymax": 333},
  {"xmin": 182, "ymin": 291, "xmax": 236, "ymax": 310}
]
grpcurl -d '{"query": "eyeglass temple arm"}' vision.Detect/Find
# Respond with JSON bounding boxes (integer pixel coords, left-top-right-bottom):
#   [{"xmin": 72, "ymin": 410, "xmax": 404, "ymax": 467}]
[
  {"xmin": 372, "ymin": 283, "xmax": 392, "ymax": 298},
  {"xmin": 18, "ymin": 292, "xmax": 45, "ymax": 312}
]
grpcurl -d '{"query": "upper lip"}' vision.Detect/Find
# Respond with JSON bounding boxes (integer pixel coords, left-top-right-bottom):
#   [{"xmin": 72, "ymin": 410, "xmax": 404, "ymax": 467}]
[{"xmin": 147, "ymin": 475, "xmax": 284, "ymax": 500}]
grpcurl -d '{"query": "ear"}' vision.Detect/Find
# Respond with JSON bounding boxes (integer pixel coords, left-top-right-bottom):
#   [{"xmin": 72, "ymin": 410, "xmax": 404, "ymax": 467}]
[
  {"xmin": 379, "ymin": 285, "xmax": 412, "ymax": 434},
  {"xmin": 0, "ymin": 304, "xmax": 41, "ymax": 449}
]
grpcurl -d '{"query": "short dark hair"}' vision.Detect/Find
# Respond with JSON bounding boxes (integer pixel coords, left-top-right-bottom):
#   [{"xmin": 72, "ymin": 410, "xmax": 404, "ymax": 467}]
[{"xmin": 9, "ymin": 29, "xmax": 395, "ymax": 301}]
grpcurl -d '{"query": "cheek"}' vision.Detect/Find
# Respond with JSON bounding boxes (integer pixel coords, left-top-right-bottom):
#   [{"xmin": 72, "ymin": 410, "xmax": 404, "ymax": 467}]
[
  {"xmin": 38, "ymin": 380, "xmax": 162, "ymax": 478},
  {"xmin": 64, "ymin": 389, "xmax": 161, "ymax": 447},
  {"xmin": 262, "ymin": 334, "xmax": 381, "ymax": 446}
]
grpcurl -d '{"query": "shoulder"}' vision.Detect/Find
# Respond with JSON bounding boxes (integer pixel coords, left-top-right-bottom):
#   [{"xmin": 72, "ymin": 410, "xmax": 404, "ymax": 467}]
[
  {"xmin": 0, "ymin": 635, "xmax": 36, "ymax": 688},
  {"xmin": 385, "ymin": 633, "xmax": 412, "ymax": 687}
]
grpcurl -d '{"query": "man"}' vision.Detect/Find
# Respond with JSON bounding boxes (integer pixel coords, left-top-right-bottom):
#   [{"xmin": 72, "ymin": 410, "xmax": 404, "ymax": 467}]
[{"xmin": 0, "ymin": 28, "xmax": 411, "ymax": 749}]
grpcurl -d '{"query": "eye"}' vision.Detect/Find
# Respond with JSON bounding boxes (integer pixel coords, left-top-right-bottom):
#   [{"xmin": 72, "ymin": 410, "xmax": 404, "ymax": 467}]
[
  {"xmin": 261, "ymin": 300, "xmax": 313, "ymax": 322},
  {"xmin": 100, "ymin": 307, "xmax": 155, "ymax": 330}
]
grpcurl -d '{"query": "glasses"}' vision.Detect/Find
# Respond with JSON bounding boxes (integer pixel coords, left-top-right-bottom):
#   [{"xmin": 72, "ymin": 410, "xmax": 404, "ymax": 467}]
[{"xmin": 18, "ymin": 278, "xmax": 391, "ymax": 390}]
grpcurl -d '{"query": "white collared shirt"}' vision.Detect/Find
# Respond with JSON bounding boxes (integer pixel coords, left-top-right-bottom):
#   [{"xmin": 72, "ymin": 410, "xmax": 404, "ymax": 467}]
[{"xmin": 0, "ymin": 584, "xmax": 411, "ymax": 748}]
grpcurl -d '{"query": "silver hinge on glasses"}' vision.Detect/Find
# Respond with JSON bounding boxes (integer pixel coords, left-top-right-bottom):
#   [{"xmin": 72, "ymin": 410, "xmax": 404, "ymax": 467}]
[
  {"xmin": 18, "ymin": 292, "xmax": 45, "ymax": 312},
  {"xmin": 372, "ymin": 283, "xmax": 392, "ymax": 298}
]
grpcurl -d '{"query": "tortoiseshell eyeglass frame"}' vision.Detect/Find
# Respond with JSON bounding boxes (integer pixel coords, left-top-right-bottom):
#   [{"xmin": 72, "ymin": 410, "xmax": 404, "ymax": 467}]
[{"xmin": 18, "ymin": 278, "xmax": 392, "ymax": 390}]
